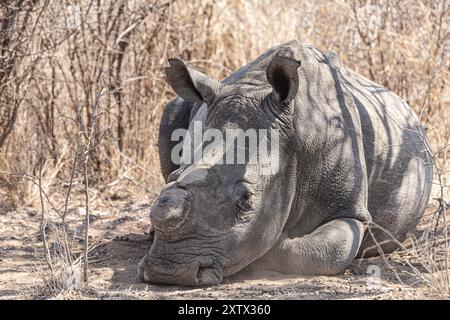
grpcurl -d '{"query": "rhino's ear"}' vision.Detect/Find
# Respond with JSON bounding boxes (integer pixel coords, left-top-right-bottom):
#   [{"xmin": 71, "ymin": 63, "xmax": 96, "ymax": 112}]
[
  {"xmin": 266, "ymin": 56, "xmax": 301, "ymax": 107},
  {"xmin": 165, "ymin": 58, "xmax": 220, "ymax": 105}
]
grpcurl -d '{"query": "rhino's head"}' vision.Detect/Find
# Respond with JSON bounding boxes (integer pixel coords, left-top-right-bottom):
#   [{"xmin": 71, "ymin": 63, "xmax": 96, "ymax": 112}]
[{"xmin": 138, "ymin": 53, "xmax": 302, "ymax": 286}]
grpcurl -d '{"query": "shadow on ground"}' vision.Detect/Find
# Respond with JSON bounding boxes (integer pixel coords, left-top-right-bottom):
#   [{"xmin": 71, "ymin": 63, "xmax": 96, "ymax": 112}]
[{"xmin": 88, "ymin": 231, "xmax": 429, "ymax": 299}]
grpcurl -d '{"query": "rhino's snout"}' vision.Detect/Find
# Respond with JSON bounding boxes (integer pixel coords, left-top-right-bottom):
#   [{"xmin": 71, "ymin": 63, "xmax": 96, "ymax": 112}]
[{"xmin": 150, "ymin": 187, "xmax": 192, "ymax": 232}]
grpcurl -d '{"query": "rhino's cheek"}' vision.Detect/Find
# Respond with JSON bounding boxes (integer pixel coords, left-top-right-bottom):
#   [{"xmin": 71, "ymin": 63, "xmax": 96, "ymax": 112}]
[
  {"xmin": 218, "ymin": 229, "xmax": 269, "ymax": 277},
  {"xmin": 230, "ymin": 212, "xmax": 285, "ymax": 271}
]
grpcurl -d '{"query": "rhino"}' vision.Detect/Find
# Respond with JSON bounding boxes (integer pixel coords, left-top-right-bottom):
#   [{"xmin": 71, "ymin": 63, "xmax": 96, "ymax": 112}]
[{"xmin": 138, "ymin": 40, "xmax": 433, "ymax": 286}]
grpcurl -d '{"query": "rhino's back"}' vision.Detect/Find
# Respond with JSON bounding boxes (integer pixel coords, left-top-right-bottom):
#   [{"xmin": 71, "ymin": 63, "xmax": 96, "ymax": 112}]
[{"xmin": 341, "ymin": 68, "xmax": 433, "ymax": 254}]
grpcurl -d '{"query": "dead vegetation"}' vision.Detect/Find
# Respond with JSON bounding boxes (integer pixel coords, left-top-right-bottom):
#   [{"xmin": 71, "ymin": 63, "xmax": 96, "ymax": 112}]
[{"xmin": 0, "ymin": 0, "xmax": 449, "ymax": 299}]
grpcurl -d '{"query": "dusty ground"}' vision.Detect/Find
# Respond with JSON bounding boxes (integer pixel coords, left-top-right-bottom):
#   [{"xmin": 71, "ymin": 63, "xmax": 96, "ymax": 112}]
[{"xmin": 0, "ymin": 191, "xmax": 447, "ymax": 300}]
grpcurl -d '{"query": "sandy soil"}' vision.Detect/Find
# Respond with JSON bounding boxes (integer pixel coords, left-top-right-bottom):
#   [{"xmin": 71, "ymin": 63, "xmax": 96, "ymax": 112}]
[{"xmin": 0, "ymin": 195, "xmax": 446, "ymax": 300}]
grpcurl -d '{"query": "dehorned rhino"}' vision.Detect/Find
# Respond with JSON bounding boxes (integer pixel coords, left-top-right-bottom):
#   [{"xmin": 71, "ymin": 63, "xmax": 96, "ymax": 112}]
[{"xmin": 138, "ymin": 40, "xmax": 433, "ymax": 286}]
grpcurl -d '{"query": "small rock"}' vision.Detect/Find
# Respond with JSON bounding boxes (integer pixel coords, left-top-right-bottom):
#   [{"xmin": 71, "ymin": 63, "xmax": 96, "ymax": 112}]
[{"xmin": 26, "ymin": 207, "xmax": 38, "ymax": 217}]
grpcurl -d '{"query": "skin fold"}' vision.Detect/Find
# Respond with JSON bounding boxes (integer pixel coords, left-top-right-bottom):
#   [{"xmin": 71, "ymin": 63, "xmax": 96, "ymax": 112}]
[{"xmin": 138, "ymin": 40, "xmax": 433, "ymax": 286}]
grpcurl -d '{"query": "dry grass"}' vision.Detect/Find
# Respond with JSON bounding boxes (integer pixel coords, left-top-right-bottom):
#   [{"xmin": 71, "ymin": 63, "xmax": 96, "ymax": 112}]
[{"xmin": 0, "ymin": 0, "xmax": 449, "ymax": 297}]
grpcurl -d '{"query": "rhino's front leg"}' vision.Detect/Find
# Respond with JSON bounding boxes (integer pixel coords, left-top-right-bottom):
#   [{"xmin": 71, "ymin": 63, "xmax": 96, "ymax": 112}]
[{"xmin": 248, "ymin": 218, "xmax": 365, "ymax": 276}]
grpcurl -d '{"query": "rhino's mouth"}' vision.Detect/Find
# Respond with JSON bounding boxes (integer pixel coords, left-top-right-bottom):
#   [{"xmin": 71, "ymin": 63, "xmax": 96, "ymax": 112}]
[
  {"xmin": 138, "ymin": 258, "xmax": 223, "ymax": 286},
  {"xmin": 138, "ymin": 239, "xmax": 226, "ymax": 286}
]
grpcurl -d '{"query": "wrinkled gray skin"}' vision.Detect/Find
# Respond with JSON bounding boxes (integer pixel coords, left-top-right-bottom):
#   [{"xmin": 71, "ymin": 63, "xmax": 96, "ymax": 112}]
[{"xmin": 138, "ymin": 41, "xmax": 433, "ymax": 286}]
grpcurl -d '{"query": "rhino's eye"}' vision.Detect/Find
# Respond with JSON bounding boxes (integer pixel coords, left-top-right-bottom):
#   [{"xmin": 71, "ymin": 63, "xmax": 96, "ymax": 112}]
[
  {"xmin": 236, "ymin": 191, "xmax": 253, "ymax": 212},
  {"xmin": 233, "ymin": 182, "xmax": 255, "ymax": 213}
]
